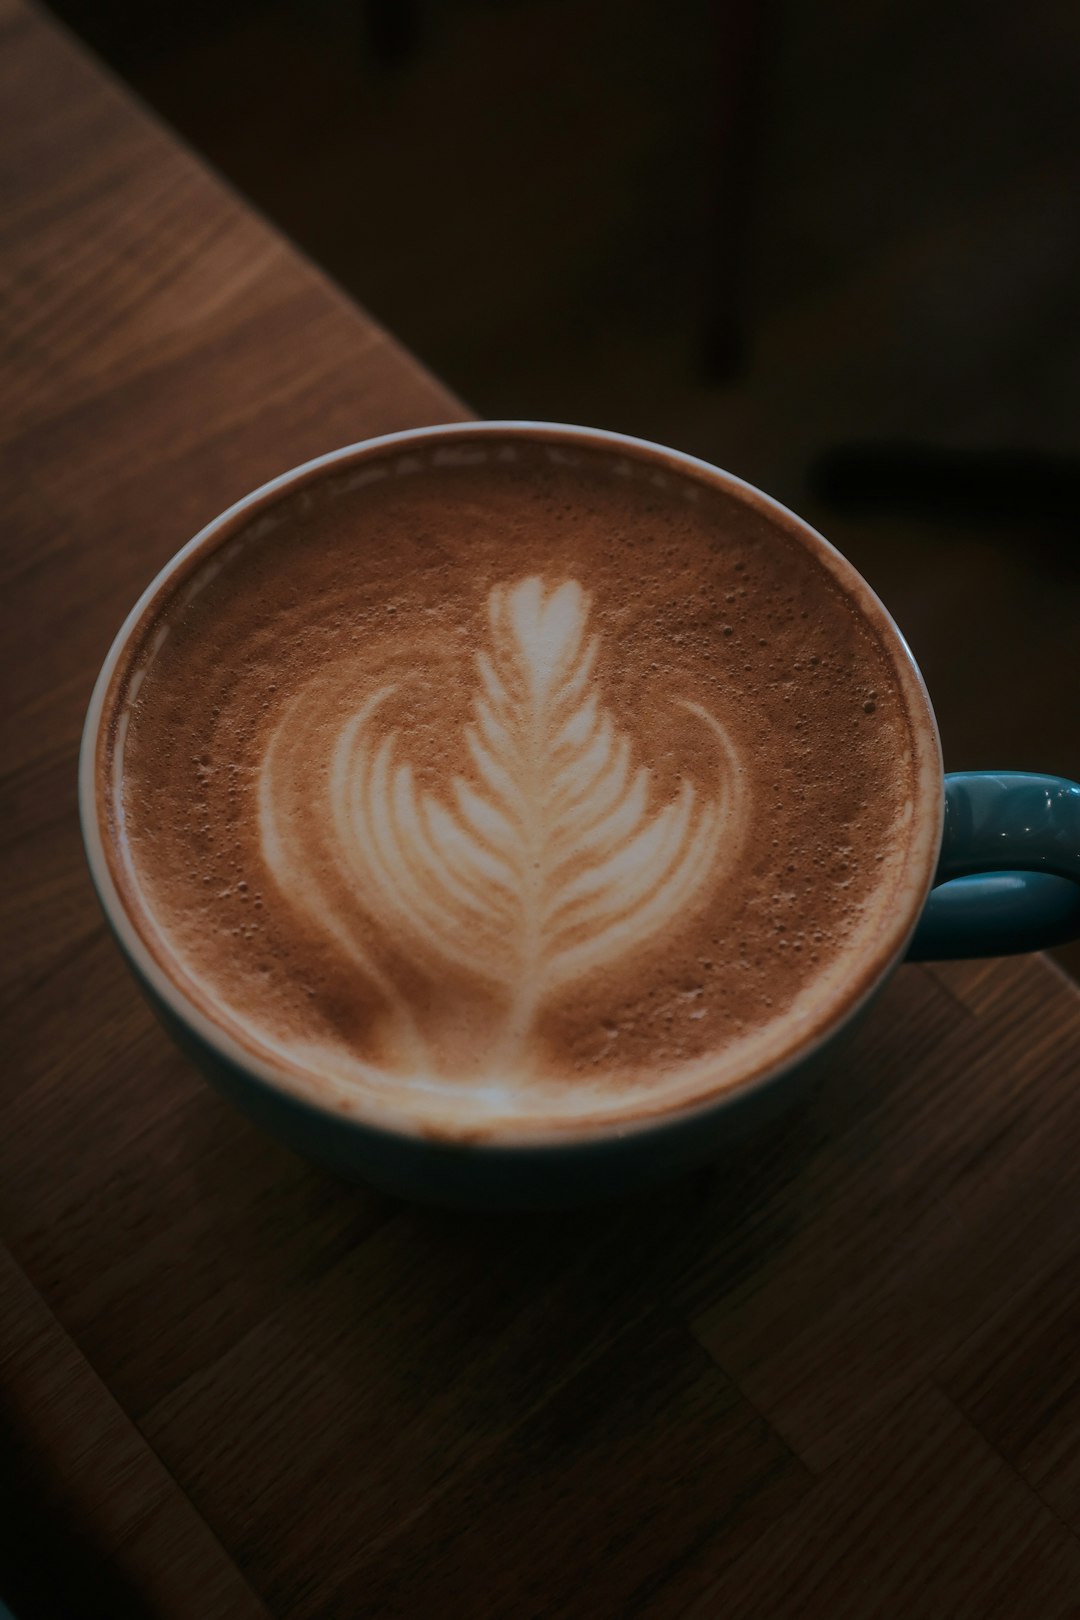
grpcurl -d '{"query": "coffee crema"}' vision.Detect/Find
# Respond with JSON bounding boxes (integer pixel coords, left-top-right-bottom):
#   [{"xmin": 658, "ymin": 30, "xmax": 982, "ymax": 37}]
[{"xmin": 100, "ymin": 431, "xmax": 934, "ymax": 1133}]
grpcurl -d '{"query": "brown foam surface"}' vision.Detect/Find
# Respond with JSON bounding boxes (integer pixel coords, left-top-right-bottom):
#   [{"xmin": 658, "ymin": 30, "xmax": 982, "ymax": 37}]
[{"xmin": 104, "ymin": 436, "xmax": 926, "ymax": 1131}]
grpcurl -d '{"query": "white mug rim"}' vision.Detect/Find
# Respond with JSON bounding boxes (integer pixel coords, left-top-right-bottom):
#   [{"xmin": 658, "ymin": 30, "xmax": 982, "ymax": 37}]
[{"xmin": 79, "ymin": 420, "xmax": 944, "ymax": 1148}]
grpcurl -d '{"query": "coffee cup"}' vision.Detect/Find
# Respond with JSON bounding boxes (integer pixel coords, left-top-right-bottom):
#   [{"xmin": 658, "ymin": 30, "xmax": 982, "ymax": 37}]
[{"xmin": 80, "ymin": 423, "xmax": 1080, "ymax": 1206}]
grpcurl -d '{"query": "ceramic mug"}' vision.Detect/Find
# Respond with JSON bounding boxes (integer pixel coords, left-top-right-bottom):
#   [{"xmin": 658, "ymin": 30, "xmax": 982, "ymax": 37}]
[{"xmin": 79, "ymin": 423, "xmax": 1080, "ymax": 1207}]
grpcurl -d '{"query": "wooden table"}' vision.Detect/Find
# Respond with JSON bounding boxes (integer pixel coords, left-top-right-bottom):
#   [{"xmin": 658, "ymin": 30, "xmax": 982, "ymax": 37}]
[{"xmin": 2, "ymin": 5, "xmax": 1079, "ymax": 1615}]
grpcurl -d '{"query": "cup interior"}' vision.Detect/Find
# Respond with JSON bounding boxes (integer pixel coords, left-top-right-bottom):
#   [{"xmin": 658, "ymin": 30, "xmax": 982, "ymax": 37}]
[{"xmin": 80, "ymin": 421, "xmax": 944, "ymax": 1145}]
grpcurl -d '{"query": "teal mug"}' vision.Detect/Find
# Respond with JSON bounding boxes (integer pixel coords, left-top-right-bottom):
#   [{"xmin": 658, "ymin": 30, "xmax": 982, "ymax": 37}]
[
  {"xmin": 910, "ymin": 773, "xmax": 1080, "ymax": 960},
  {"xmin": 80, "ymin": 423, "xmax": 1080, "ymax": 1207}
]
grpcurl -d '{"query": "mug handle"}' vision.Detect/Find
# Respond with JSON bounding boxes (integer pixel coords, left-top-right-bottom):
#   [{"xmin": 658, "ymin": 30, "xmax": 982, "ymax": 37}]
[{"xmin": 906, "ymin": 772, "xmax": 1080, "ymax": 961}]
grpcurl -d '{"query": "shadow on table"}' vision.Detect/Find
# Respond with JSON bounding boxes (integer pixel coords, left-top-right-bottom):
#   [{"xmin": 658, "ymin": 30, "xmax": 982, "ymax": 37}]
[
  {"xmin": 355, "ymin": 1062, "xmax": 850, "ymax": 1350},
  {"xmin": 0, "ymin": 1398, "xmax": 153, "ymax": 1620}
]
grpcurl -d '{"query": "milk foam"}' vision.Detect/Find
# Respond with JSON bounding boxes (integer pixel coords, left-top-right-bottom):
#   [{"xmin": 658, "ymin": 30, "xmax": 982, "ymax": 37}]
[
  {"xmin": 258, "ymin": 575, "xmax": 747, "ymax": 1085},
  {"xmin": 105, "ymin": 435, "xmax": 929, "ymax": 1131}
]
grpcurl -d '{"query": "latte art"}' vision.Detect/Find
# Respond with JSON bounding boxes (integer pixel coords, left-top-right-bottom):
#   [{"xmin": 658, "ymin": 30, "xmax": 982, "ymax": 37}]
[
  {"xmin": 105, "ymin": 432, "xmax": 929, "ymax": 1132},
  {"xmin": 259, "ymin": 576, "xmax": 746, "ymax": 1081}
]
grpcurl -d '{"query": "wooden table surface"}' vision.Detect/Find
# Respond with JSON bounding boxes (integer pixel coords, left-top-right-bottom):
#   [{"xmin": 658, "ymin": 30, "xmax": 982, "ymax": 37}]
[{"xmin": 2, "ymin": 5, "xmax": 1079, "ymax": 1616}]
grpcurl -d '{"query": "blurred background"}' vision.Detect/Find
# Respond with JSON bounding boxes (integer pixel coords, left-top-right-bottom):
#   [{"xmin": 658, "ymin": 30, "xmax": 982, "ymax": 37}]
[{"xmin": 47, "ymin": 0, "xmax": 1080, "ymax": 972}]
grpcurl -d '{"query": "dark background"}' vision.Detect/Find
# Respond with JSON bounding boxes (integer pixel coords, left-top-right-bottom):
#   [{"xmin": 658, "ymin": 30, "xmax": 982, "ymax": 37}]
[{"xmin": 47, "ymin": 0, "xmax": 1080, "ymax": 972}]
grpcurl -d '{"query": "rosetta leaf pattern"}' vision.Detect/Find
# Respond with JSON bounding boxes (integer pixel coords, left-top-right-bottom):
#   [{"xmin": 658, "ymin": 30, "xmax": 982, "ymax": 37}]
[{"xmin": 328, "ymin": 576, "xmax": 736, "ymax": 1062}]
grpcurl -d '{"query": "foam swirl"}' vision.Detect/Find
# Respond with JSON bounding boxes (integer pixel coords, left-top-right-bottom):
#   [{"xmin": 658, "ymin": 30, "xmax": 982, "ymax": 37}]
[{"xmin": 259, "ymin": 575, "xmax": 747, "ymax": 1082}]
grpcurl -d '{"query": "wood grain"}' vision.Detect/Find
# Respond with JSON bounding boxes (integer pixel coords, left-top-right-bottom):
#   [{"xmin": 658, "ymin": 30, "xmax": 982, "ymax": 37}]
[
  {"xmin": 2, "ymin": 4, "xmax": 1079, "ymax": 1616},
  {"xmin": 0, "ymin": 1243, "xmax": 268, "ymax": 1619}
]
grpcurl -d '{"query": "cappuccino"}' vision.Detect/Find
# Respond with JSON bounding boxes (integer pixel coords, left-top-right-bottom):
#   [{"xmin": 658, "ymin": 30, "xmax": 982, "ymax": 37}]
[{"xmin": 99, "ymin": 431, "xmax": 929, "ymax": 1132}]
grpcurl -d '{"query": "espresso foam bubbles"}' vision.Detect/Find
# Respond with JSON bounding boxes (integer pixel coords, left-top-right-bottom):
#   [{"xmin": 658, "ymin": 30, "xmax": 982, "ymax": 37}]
[{"xmin": 104, "ymin": 436, "xmax": 928, "ymax": 1132}]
